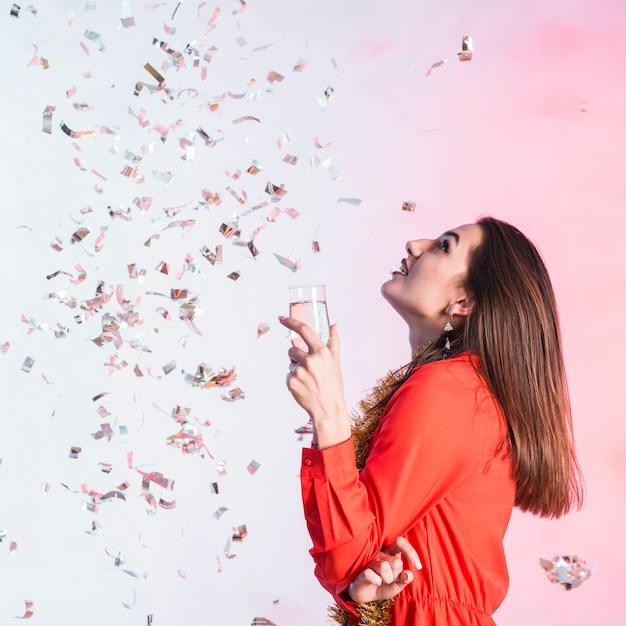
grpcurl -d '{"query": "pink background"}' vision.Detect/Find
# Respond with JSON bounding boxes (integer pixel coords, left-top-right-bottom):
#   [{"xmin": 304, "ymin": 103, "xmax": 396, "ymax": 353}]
[{"xmin": 1, "ymin": 1, "xmax": 624, "ymax": 624}]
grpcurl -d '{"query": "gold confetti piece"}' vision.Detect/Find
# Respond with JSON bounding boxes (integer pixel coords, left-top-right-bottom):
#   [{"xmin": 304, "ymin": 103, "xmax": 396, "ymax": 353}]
[
  {"xmin": 60, "ymin": 121, "xmax": 95, "ymax": 139},
  {"xmin": 227, "ymin": 271, "xmax": 241, "ymax": 281},
  {"xmin": 458, "ymin": 35, "xmax": 473, "ymax": 62},
  {"xmin": 21, "ymin": 357, "xmax": 35, "ymax": 373},
  {"xmin": 159, "ymin": 498, "xmax": 176, "ymax": 509},
  {"xmin": 246, "ymin": 460, "xmax": 260, "ymax": 474},
  {"xmin": 282, "ymin": 154, "xmax": 298, "ymax": 165},
  {"xmin": 337, "ymin": 197, "xmax": 363, "ymax": 206},
  {"xmin": 69, "ymin": 446, "xmax": 81, "ymax": 459},
  {"xmin": 402, "ymin": 201, "xmax": 416, "ymax": 212},
  {"xmin": 425, "ymin": 58, "xmax": 447, "ymax": 76},
  {"xmin": 232, "ymin": 524, "xmax": 248, "ymax": 540}
]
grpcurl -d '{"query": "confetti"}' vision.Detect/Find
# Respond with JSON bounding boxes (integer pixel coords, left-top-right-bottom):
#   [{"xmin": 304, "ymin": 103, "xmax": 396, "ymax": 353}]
[
  {"xmin": 69, "ymin": 446, "xmax": 82, "ymax": 458},
  {"xmin": 539, "ymin": 555, "xmax": 596, "ymax": 590},
  {"xmin": 273, "ymin": 253, "xmax": 301, "ymax": 272},
  {"xmin": 221, "ymin": 387, "xmax": 245, "ymax": 402},
  {"xmin": 246, "ymin": 460, "xmax": 260, "ymax": 475},
  {"xmin": 42, "ymin": 105, "xmax": 55, "ymax": 134},
  {"xmin": 402, "ymin": 201, "xmax": 416, "ymax": 212},
  {"xmin": 21, "ymin": 357, "xmax": 35, "ymax": 373},
  {"xmin": 337, "ymin": 197, "xmax": 363, "ymax": 206},
  {"xmin": 9, "ymin": 541, "xmax": 18, "ymax": 555},
  {"xmin": 15, "ymin": 600, "xmax": 34, "ymax": 619},
  {"xmin": 251, "ymin": 619, "xmax": 279, "ymax": 626},
  {"xmin": 458, "ymin": 35, "xmax": 473, "ymax": 62},
  {"xmin": 425, "ymin": 59, "xmax": 447, "ymax": 76},
  {"xmin": 257, "ymin": 323, "xmax": 270, "ymax": 338},
  {"xmin": 282, "ymin": 154, "xmax": 298, "ymax": 165}
]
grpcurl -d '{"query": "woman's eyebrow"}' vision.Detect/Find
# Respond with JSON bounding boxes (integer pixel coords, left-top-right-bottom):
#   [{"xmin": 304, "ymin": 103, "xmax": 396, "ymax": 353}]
[{"xmin": 441, "ymin": 230, "xmax": 460, "ymax": 243}]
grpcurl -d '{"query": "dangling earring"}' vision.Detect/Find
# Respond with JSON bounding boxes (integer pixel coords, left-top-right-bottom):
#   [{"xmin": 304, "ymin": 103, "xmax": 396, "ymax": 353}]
[{"xmin": 443, "ymin": 317, "xmax": 453, "ymax": 359}]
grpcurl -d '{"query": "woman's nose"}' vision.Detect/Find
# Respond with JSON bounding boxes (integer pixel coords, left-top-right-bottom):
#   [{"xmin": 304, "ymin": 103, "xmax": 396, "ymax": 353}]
[{"xmin": 406, "ymin": 239, "xmax": 430, "ymax": 257}]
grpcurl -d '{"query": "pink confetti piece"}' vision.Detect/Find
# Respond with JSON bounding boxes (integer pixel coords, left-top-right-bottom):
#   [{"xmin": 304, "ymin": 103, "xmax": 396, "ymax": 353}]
[
  {"xmin": 246, "ymin": 460, "xmax": 260, "ymax": 475},
  {"xmin": 273, "ymin": 253, "xmax": 301, "ymax": 272},
  {"xmin": 232, "ymin": 115, "xmax": 260, "ymax": 124},
  {"xmin": 257, "ymin": 323, "xmax": 270, "ymax": 338},
  {"xmin": 293, "ymin": 57, "xmax": 310, "ymax": 71},
  {"xmin": 314, "ymin": 136, "xmax": 332, "ymax": 149},
  {"xmin": 159, "ymin": 498, "xmax": 176, "ymax": 509},
  {"xmin": 425, "ymin": 58, "xmax": 447, "ymax": 76},
  {"xmin": 227, "ymin": 271, "xmax": 241, "ymax": 281},
  {"xmin": 402, "ymin": 201, "xmax": 416, "ymax": 212},
  {"xmin": 252, "ymin": 619, "xmax": 278, "ymax": 626},
  {"xmin": 177, "ymin": 569, "xmax": 186, "ymax": 578},
  {"xmin": 221, "ymin": 387, "xmax": 245, "ymax": 402},
  {"xmin": 15, "ymin": 600, "xmax": 33, "ymax": 619},
  {"xmin": 277, "ymin": 131, "xmax": 292, "ymax": 148},
  {"xmin": 284, "ymin": 207, "xmax": 300, "ymax": 219},
  {"xmin": 213, "ymin": 506, "xmax": 229, "ymax": 520},
  {"xmin": 539, "ymin": 555, "xmax": 596, "ymax": 590},
  {"xmin": 9, "ymin": 541, "xmax": 19, "ymax": 556}
]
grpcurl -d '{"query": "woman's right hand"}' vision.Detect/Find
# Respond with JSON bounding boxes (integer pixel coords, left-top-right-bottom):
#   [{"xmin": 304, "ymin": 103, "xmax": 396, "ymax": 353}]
[{"xmin": 347, "ymin": 537, "xmax": 421, "ymax": 603}]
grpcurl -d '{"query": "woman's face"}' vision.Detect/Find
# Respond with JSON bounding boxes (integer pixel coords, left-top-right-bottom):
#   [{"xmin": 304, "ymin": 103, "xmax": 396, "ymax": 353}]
[{"xmin": 381, "ymin": 223, "xmax": 483, "ymax": 336}]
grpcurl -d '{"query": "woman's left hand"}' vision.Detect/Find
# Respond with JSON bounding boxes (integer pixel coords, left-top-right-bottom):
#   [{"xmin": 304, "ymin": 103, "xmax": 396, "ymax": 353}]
[{"xmin": 279, "ymin": 316, "xmax": 352, "ymax": 449}]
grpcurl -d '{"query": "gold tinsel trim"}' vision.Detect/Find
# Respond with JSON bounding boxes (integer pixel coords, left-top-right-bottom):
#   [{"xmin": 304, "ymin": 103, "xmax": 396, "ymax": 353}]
[
  {"xmin": 328, "ymin": 599, "xmax": 395, "ymax": 626},
  {"xmin": 352, "ymin": 368, "xmax": 407, "ymax": 471}
]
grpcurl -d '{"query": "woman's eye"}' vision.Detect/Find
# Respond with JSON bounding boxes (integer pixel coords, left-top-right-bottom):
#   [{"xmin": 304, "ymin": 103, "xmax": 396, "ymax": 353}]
[{"xmin": 439, "ymin": 239, "xmax": 449, "ymax": 252}]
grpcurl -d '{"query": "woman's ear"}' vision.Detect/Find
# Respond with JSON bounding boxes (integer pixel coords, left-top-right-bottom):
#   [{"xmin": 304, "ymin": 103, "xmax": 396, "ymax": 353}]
[{"xmin": 446, "ymin": 293, "xmax": 476, "ymax": 319}]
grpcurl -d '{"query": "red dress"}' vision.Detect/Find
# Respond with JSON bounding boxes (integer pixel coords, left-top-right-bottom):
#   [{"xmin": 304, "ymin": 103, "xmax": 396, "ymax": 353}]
[{"xmin": 300, "ymin": 354, "xmax": 516, "ymax": 625}]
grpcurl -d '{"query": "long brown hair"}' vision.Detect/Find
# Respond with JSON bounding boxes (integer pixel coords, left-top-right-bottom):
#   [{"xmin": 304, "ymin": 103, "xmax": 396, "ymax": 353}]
[{"xmin": 375, "ymin": 217, "xmax": 583, "ymax": 518}]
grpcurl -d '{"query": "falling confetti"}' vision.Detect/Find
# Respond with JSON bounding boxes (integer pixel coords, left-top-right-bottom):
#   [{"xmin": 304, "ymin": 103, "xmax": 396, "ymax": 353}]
[{"xmin": 539, "ymin": 555, "xmax": 596, "ymax": 590}]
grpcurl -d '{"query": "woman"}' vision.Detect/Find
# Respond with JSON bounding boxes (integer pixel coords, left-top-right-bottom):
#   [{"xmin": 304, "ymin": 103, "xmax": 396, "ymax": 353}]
[{"xmin": 280, "ymin": 217, "xmax": 583, "ymax": 625}]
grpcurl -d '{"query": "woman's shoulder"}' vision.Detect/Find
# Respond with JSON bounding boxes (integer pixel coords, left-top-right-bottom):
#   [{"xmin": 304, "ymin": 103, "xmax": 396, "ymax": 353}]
[{"xmin": 408, "ymin": 352, "xmax": 482, "ymax": 385}]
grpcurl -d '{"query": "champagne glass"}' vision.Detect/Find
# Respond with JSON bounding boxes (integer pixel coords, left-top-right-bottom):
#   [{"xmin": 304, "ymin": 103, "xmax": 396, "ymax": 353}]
[{"xmin": 288, "ymin": 285, "xmax": 330, "ymax": 351}]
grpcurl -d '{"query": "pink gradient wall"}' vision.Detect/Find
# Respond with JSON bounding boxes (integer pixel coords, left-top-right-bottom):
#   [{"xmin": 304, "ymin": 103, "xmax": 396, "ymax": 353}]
[{"xmin": 1, "ymin": 1, "xmax": 625, "ymax": 624}]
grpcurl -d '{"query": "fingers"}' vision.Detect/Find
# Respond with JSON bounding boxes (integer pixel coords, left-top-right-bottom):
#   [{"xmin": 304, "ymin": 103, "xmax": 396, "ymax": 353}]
[
  {"xmin": 328, "ymin": 323, "xmax": 340, "ymax": 358},
  {"xmin": 279, "ymin": 316, "xmax": 322, "ymax": 352},
  {"xmin": 386, "ymin": 536, "xmax": 423, "ymax": 571}
]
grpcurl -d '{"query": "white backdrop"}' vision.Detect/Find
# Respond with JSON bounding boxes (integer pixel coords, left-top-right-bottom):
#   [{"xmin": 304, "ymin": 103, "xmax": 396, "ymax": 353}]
[{"xmin": 1, "ymin": 1, "xmax": 625, "ymax": 625}]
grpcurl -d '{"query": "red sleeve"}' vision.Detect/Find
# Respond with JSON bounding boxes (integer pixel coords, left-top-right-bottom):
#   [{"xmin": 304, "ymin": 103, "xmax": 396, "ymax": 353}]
[{"xmin": 300, "ymin": 359, "xmax": 496, "ymax": 588}]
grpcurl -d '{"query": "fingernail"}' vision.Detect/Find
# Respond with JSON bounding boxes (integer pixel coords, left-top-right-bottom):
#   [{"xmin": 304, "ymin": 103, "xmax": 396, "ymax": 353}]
[
  {"xmin": 413, "ymin": 558, "xmax": 423, "ymax": 571},
  {"xmin": 278, "ymin": 316, "xmax": 286, "ymax": 321}
]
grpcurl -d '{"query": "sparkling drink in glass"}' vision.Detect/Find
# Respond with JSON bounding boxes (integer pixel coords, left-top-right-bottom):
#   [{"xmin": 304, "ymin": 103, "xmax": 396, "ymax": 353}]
[{"xmin": 288, "ymin": 285, "xmax": 330, "ymax": 351}]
